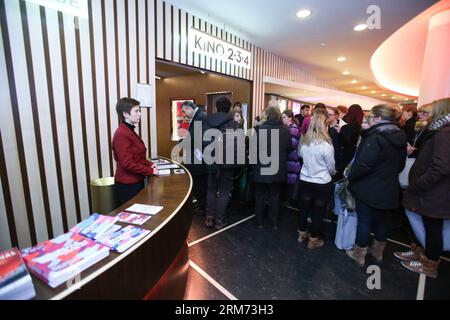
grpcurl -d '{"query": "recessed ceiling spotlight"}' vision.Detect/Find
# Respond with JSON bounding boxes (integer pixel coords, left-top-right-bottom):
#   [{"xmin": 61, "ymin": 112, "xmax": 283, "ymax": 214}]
[
  {"xmin": 296, "ymin": 9, "xmax": 312, "ymax": 18},
  {"xmin": 361, "ymin": 86, "xmax": 367, "ymax": 90},
  {"xmin": 371, "ymin": 91, "xmax": 376, "ymax": 94},
  {"xmin": 337, "ymin": 56, "xmax": 347, "ymax": 62},
  {"xmin": 320, "ymin": 42, "xmax": 327, "ymax": 46},
  {"xmin": 392, "ymin": 97, "xmax": 397, "ymax": 99},
  {"xmin": 342, "ymin": 71, "xmax": 350, "ymax": 75},
  {"xmin": 404, "ymin": 98, "xmax": 409, "ymax": 101},
  {"xmin": 381, "ymin": 94, "xmax": 387, "ymax": 97},
  {"xmin": 354, "ymin": 23, "xmax": 368, "ymax": 31},
  {"xmin": 351, "ymin": 80, "xmax": 357, "ymax": 84}
]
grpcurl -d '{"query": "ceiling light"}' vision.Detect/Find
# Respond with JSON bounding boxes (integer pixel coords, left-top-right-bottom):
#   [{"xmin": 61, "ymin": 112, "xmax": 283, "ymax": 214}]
[
  {"xmin": 381, "ymin": 94, "xmax": 387, "ymax": 97},
  {"xmin": 337, "ymin": 56, "xmax": 346, "ymax": 62},
  {"xmin": 296, "ymin": 9, "xmax": 312, "ymax": 18},
  {"xmin": 361, "ymin": 86, "xmax": 367, "ymax": 90},
  {"xmin": 404, "ymin": 98, "xmax": 409, "ymax": 101},
  {"xmin": 342, "ymin": 71, "xmax": 350, "ymax": 75},
  {"xmin": 354, "ymin": 24, "xmax": 368, "ymax": 31},
  {"xmin": 351, "ymin": 80, "xmax": 357, "ymax": 84},
  {"xmin": 371, "ymin": 91, "xmax": 376, "ymax": 94},
  {"xmin": 320, "ymin": 42, "xmax": 327, "ymax": 46},
  {"xmin": 391, "ymin": 97, "xmax": 396, "ymax": 99}
]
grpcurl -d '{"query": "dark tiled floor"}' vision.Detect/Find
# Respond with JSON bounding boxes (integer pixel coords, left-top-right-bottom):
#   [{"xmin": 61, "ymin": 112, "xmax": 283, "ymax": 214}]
[{"xmin": 185, "ymin": 205, "xmax": 450, "ymax": 300}]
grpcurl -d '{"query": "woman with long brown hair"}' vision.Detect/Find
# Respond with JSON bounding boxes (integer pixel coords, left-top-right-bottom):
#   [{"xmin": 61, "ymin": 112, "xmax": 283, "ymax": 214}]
[{"xmin": 340, "ymin": 104, "xmax": 364, "ymax": 169}]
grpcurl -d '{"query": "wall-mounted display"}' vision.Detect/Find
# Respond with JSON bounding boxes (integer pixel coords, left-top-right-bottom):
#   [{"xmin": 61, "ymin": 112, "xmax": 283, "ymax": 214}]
[{"xmin": 171, "ymin": 98, "xmax": 194, "ymax": 141}]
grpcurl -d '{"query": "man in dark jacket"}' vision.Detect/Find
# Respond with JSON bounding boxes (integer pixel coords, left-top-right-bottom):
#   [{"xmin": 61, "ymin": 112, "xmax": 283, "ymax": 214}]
[
  {"xmin": 181, "ymin": 101, "xmax": 209, "ymax": 216},
  {"xmin": 346, "ymin": 104, "xmax": 406, "ymax": 267},
  {"xmin": 401, "ymin": 101, "xmax": 450, "ymax": 278},
  {"xmin": 204, "ymin": 97, "xmax": 240, "ymax": 230},
  {"xmin": 251, "ymin": 106, "xmax": 291, "ymax": 229}
]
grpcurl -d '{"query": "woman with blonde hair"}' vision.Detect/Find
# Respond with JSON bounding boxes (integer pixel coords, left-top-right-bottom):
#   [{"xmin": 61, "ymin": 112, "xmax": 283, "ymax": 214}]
[
  {"xmin": 346, "ymin": 104, "xmax": 407, "ymax": 267},
  {"xmin": 297, "ymin": 114, "xmax": 335, "ymax": 249},
  {"xmin": 400, "ymin": 98, "xmax": 450, "ymax": 278}
]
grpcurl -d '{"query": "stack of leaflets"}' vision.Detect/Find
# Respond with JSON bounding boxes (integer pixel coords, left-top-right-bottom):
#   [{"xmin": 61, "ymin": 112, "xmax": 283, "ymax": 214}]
[
  {"xmin": 126, "ymin": 204, "xmax": 164, "ymax": 215},
  {"xmin": 21, "ymin": 232, "xmax": 109, "ymax": 288},
  {"xmin": 0, "ymin": 248, "xmax": 35, "ymax": 300}
]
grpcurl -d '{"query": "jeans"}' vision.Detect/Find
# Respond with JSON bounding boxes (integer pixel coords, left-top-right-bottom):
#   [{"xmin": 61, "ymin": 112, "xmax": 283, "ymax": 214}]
[
  {"xmin": 254, "ymin": 183, "xmax": 282, "ymax": 226},
  {"xmin": 297, "ymin": 180, "xmax": 333, "ymax": 238},
  {"xmin": 206, "ymin": 170, "xmax": 234, "ymax": 223},
  {"xmin": 355, "ymin": 199, "xmax": 389, "ymax": 247},
  {"xmin": 192, "ymin": 173, "xmax": 208, "ymax": 212}
]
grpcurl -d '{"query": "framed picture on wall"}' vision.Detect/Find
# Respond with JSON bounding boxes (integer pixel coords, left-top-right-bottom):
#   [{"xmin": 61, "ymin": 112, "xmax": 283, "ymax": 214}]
[{"xmin": 170, "ymin": 98, "xmax": 194, "ymax": 141}]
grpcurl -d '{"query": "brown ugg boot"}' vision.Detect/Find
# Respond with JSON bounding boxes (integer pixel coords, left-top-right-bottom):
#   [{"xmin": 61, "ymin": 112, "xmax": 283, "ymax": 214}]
[
  {"xmin": 297, "ymin": 231, "xmax": 309, "ymax": 243},
  {"xmin": 346, "ymin": 245, "xmax": 368, "ymax": 267},
  {"xmin": 401, "ymin": 253, "xmax": 440, "ymax": 278},
  {"xmin": 307, "ymin": 236, "xmax": 324, "ymax": 249},
  {"xmin": 368, "ymin": 239, "xmax": 387, "ymax": 263},
  {"xmin": 394, "ymin": 243, "xmax": 423, "ymax": 261}
]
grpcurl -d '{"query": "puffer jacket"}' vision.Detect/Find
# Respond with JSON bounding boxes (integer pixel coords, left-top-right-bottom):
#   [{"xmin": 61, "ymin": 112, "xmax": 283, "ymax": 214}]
[
  {"xmin": 403, "ymin": 113, "xmax": 450, "ymax": 219},
  {"xmin": 286, "ymin": 123, "xmax": 301, "ymax": 185},
  {"xmin": 348, "ymin": 121, "xmax": 407, "ymax": 210}
]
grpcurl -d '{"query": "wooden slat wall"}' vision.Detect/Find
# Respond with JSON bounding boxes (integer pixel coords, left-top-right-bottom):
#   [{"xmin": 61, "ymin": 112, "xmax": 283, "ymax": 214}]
[
  {"xmin": 0, "ymin": 0, "xmax": 157, "ymax": 251},
  {"xmin": 154, "ymin": 0, "xmax": 331, "ymax": 122}
]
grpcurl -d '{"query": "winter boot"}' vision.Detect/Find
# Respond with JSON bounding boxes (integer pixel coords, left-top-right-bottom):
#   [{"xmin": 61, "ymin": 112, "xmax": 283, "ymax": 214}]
[
  {"xmin": 368, "ymin": 239, "xmax": 387, "ymax": 263},
  {"xmin": 346, "ymin": 244, "xmax": 368, "ymax": 267},
  {"xmin": 297, "ymin": 231, "xmax": 309, "ymax": 243},
  {"xmin": 401, "ymin": 254, "xmax": 440, "ymax": 279},
  {"xmin": 394, "ymin": 243, "xmax": 423, "ymax": 261},
  {"xmin": 307, "ymin": 236, "xmax": 324, "ymax": 249}
]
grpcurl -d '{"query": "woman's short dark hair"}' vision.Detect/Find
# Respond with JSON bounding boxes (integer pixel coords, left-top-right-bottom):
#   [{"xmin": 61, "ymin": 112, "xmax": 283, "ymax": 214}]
[
  {"xmin": 265, "ymin": 106, "xmax": 281, "ymax": 122},
  {"xmin": 116, "ymin": 97, "xmax": 140, "ymax": 121}
]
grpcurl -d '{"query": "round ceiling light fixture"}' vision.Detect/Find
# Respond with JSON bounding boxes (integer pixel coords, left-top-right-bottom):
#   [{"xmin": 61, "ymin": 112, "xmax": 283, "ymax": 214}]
[
  {"xmin": 371, "ymin": 90, "xmax": 376, "ymax": 94},
  {"xmin": 320, "ymin": 42, "xmax": 327, "ymax": 46},
  {"xmin": 337, "ymin": 56, "xmax": 347, "ymax": 62},
  {"xmin": 361, "ymin": 86, "xmax": 367, "ymax": 90},
  {"xmin": 296, "ymin": 9, "xmax": 312, "ymax": 18},
  {"xmin": 354, "ymin": 23, "xmax": 368, "ymax": 32},
  {"xmin": 342, "ymin": 71, "xmax": 350, "ymax": 75},
  {"xmin": 351, "ymin": 80, "xmax": 357, "ymax": 84}
]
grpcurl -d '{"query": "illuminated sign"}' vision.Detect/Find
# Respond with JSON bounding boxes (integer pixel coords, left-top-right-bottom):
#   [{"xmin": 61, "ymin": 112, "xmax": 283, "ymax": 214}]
[
  {"xmin": 25, "ymin": 0, "xmax": 88, "ymax": 19},
  {"xmin": 189, "ymin": 27, "xmax": 251, "ymax": 70}
]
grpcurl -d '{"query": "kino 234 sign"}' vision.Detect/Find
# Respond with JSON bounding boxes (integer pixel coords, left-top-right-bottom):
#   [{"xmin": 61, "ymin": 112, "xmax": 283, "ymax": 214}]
[{"xmin": 189, "ymin": 27, "xmax": 252, "ymax": 70}]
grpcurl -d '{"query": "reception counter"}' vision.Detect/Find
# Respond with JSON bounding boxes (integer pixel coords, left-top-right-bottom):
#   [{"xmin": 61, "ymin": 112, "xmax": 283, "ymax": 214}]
[{"xmin": 32, "ymin": 162, "xmax": 193, "ymax": 300}]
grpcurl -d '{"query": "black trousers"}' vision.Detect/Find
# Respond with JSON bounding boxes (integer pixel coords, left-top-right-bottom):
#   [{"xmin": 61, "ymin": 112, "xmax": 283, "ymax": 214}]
[
  {"xmin": 423, "ymin": 216, "xmax": 444, "ymax": 261},
  {"xmin": 206, "ymin": 170, "xmax": 234, "ymax": 223},
  {"xmin": 192, "ymin": 173, "xmax": 208, "ymax": 212},
  {"xmin": 297, "ymin": 180, "xmax": 333, "ymax": 238},
  {"xmin": 254, "ymin": 183, "xmax": 282, "ymax": 227},
  {"xmin": 115, "ymin": 181, "xmax": 145, "ymax": 207}
]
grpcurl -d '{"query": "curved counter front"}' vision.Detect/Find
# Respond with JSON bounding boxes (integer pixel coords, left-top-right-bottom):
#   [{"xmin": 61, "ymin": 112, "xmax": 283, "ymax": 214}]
[{"xmin": 32, "ymin": 162, "xmax": 193, "ymax": 300}]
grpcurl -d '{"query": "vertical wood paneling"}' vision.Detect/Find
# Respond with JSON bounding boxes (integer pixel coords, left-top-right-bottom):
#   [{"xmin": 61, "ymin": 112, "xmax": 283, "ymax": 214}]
[{"xmin": 1, "ymin": 0, "xmax": 157, "ymax": 249}]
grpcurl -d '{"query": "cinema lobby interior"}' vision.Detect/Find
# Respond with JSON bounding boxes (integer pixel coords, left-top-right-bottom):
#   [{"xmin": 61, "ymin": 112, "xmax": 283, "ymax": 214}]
[{"xmin": 0, "ymin": 0, "xmax": 449, "ymax": 302}]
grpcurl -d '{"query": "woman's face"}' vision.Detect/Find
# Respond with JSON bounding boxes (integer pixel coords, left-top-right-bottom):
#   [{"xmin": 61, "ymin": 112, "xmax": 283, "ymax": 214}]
[
  {"xmin": 418, "ymin": 109, "xmax": 431, "ymax": 122},
  {"xmin": 234, "ymin": 112, "xmax": 242, "ymax": 124},
  {"xmin": 124, "ymin": 106, "xmax": 141, "ymax": 125},
  {"xmin": 281, "ymin": 114, "xmax": 291, "ymax": 126}
]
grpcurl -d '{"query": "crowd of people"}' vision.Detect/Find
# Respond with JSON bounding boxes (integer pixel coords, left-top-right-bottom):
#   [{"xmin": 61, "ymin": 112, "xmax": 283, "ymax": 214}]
[{"xmin": 176, "ymin": 96, "xmax": 450, "ymax": 279}]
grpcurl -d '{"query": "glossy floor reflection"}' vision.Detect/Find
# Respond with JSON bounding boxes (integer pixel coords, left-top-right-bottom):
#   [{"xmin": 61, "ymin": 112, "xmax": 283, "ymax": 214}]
[{"xmin": 184, "ymin": 205, "xmax": 450, "ymax": 300}]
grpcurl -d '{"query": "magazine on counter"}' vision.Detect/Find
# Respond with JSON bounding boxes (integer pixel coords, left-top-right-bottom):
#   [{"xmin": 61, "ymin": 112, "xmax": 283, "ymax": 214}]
[
  {"xmin": 117, "ymin": 211, "xmax": 152, "ymax": 225},
  {"xmin": 98, "ymin": 225, "xmax": 150, "ymax": 253},
  {"xmin": 21, "ymin": 232, "xmax": 109, "ymax": 288},
  {"xmin": 0, "ymin": 248, "xmax": 36, "ymax": 300}
]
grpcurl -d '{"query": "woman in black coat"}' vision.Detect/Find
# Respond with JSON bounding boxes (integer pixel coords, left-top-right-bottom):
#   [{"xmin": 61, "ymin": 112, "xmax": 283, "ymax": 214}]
[
  {"xmin": 346, "ymin": 104, "xmax": 407, "ymax": 267},
  {"xmin": 400, "ymin": 98, "xmax": 450, "ymax": 278},
  {"xmin": 251, "ymin": 106, "xmax": 291, "ymax": 228}
]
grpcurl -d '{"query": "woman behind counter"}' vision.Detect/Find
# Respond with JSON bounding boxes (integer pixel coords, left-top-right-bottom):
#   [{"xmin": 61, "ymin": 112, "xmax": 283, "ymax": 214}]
[{"xmin": 113, "ymin": 98, "xmax": 159, "ymax": 206}]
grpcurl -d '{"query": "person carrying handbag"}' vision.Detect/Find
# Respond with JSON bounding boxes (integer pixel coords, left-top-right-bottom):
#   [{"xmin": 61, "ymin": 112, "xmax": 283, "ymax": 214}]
[{"xmin": 346, "ymin": 104, "xmax": 407, "ymax": 267}]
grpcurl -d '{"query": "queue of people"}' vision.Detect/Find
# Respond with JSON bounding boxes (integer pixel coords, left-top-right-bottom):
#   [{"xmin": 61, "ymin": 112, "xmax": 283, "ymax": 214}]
[{"xmin": 111, "ymin": 95, "xmax": 449, "ymax": 279}]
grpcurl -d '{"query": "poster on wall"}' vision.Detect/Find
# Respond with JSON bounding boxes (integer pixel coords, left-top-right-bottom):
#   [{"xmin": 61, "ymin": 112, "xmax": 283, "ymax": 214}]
[{"xmin": 171, "ymin": 99, "xmax": 194, "ymax": 141}]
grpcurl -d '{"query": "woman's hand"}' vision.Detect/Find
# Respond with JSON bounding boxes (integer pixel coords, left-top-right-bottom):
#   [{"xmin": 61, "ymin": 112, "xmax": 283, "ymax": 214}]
[{"xmin": 152, "ymin": 167, "xmax": 159, "ymax": 176}]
